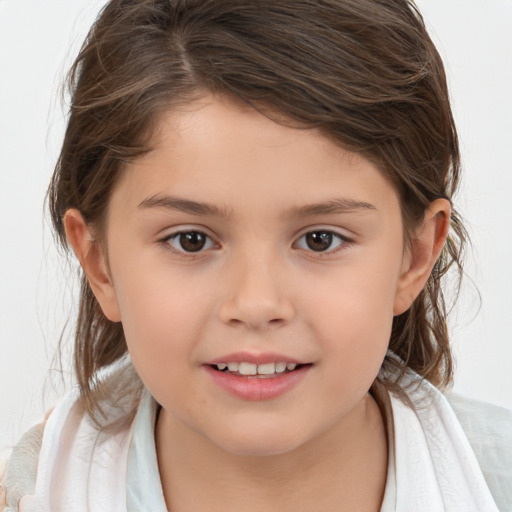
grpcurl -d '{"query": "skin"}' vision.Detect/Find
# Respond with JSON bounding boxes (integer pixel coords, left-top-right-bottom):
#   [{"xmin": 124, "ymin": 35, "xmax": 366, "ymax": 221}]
[{"xmin": 65, "ymin": 94, "xmax": 450, "ymax": 511}]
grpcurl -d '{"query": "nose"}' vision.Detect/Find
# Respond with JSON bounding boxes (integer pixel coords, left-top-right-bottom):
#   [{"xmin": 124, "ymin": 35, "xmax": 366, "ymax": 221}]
[{"xmin": 217, "ymin": 250, "xmax": 295, "ymax": 330}]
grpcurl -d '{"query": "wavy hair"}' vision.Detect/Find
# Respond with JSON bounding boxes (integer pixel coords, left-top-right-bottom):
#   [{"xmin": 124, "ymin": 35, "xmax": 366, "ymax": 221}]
[{"xmin": 48, "ymin": 0, "xmax": 467, "ymax": 417}]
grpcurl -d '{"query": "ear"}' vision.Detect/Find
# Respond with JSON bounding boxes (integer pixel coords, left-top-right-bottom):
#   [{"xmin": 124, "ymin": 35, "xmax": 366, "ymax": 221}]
[
  {"xmin": 393, "ymin": 198, "xmax": 451, "ymax": 316},
  {"xmin": 64, "ymin": 209, "xmax": 121, "ymax": 322}
]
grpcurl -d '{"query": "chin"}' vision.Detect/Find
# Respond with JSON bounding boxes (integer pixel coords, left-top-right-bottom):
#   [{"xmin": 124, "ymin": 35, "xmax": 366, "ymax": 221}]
[
  {"xmin": 221, "ymin": 439, "xmax": 302, "ymax": 458},
  {"xmin": 206, "ymin": 422, "xmax": 309, "ymax": 458}
]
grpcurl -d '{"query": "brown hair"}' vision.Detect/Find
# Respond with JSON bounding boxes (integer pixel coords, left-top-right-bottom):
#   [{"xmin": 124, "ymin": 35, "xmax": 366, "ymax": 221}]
[{"xmin": 48, "ymin": 0, "xmax": 466, "ymax": 416}]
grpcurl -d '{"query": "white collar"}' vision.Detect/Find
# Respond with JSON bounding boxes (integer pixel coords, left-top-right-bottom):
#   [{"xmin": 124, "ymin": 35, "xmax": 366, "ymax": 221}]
[
  {"xmin": 19, "ymin": 367, "xmax": 499, "ymax": 512},
  {"xmin": 375, "ymin": 371, "xmax": 499, "ymax": 512}
]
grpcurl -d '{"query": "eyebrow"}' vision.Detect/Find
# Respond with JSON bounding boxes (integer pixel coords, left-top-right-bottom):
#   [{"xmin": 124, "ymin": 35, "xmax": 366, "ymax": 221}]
[
  {"xmin": 138, "ymin": 194, "xmax": 376, "ymax": 218},
  {"xmin": 138, "ymin": 195, "xmax": 232, "ymax": 217},
  {"xmin": 289, "ymin": 198, "xmax": 377, "ymax": 217}
]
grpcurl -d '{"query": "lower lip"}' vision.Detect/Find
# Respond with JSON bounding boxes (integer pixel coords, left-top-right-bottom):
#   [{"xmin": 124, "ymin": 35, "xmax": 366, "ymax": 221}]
[{"xmin": 204, "ymin": 365, "xmax": 311, "ymax": 401}]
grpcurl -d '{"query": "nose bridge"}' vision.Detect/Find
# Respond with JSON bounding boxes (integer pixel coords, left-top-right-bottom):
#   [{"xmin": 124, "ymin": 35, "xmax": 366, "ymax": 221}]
[{"xmin": 218, "ymin": 243, "xmax": 294, "ymax": 329}]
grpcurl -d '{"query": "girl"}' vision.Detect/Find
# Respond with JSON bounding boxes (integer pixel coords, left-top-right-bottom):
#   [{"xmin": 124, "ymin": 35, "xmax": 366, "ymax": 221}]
[{"xmin": 1, "ymin": 0, "xmax": 511, "ymax": 510}]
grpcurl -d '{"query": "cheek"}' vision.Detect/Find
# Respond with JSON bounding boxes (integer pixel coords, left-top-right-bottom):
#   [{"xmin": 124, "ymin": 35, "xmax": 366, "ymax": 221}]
[
  {"xmin": 306, "ymin": 252, "xmax": 400, "ymax": 330},
  {"xmin": 301, "ymin": 249, "xmax": 401, "ymax": 375},
  {"xmin": 313, "ymin": 283, "xmax": 393, "ymax": 369},
  {"xmin": 110, "ymin": 261, "xmax": 213, "ymax": 383}
]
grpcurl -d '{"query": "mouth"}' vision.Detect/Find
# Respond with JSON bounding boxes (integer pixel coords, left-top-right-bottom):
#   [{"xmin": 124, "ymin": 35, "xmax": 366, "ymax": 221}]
[
  {"xmin": 204, "ymin": 353, "xmax": 312, "ymax": 399},
  {"xmin": 209, "ymin": 362, "xmax": 310, "ymax": 378}
]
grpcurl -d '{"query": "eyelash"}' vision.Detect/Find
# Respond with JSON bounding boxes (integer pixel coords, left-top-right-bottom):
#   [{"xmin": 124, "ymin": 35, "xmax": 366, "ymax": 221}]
[
  {"xmin": 294, "ymin": 230, "xmax": 351, "ymax": 255},
  {"xmin": 160, "ymin": 228, "xmax": 352, "ymax": 257},
  {"xmin": 160, "ymin": 230, "xmax": 217, "ymax": 255}
]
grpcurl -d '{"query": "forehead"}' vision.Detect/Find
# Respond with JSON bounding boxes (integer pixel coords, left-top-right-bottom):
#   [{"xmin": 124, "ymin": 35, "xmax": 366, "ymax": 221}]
[{"xmin": 110, "ymin": 94, "xmax": 401, "ymax": 220}]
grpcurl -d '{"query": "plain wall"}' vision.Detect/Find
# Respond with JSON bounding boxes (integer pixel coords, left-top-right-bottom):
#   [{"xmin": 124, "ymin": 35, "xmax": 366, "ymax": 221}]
[{"xmin": 1, "ymin": 0, "xmax": 511, "ymax": 450}]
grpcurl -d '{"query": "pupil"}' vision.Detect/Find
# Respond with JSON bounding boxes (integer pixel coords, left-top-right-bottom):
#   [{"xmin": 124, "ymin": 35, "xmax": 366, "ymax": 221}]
[
  {"xmin": 306, "ymin": 231, "xmax": 332, "ymax": 251},
  {"xmin": 180, "ymin": 232, "xmax": 206, "ymax": 252}
]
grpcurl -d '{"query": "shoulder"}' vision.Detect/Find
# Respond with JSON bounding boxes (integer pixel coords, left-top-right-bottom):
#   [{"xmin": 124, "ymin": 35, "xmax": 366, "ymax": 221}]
[
  {"xmin": 446, "ymin": 392, "xmax": 512, "ymax": 511},
  {"xmin": 0, "ymin": 456, "xmax": 6, "ymax": 510},
  {"xmin": 2, "ymin": 365, "xmax": 144, "ymax": 511},
  {"xmin": 446, "ymin": 392, "xmax": 512, "ymax": 448},
  {"xmin": 0, "ymin": 421, "xmax": 45, "ymax": 512},
  {"xmin": 0, "ymin": 405, "xmax": 56, "ymax": 511}
]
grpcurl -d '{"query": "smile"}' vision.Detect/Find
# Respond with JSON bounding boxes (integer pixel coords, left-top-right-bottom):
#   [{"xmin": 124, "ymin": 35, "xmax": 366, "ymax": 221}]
[
  {"xmin": 213, "ymin": 362, "xmax": 300, "ymax": 377},
  {"xmin": 205, "ymin": 361, "xmax": 311, "ymax": 400}
]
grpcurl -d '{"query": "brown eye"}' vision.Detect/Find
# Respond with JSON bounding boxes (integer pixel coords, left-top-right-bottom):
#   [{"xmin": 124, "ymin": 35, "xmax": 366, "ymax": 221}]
[
  {"xmin": 295, "ymin": 230, "xmax": 346, "ymax": 253},
  {"xmin": 166, "ymin": 231, "xmax": 213, "ymax": 253},
  {"xmin": 305, "ymin": 231, "xmax": 333, "ymax": 251},
  {"xmin": 180, "ymin": 232, "xmax": 206, "ymax": 252}
]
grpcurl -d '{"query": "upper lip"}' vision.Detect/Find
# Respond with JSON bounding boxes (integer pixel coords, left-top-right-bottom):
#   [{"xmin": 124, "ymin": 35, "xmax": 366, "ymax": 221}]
[{"xmin": 205, "ymin": 352, "xmax": 306, "ymax": 365}]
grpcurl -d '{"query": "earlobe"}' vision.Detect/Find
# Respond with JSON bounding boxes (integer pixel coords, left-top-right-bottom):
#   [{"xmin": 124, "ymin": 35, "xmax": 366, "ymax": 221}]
[
  {"xmin": 64, "ymin": 209, "xmax": 121, "ymax": 322},
  {"xmin": 393, "ymin": 198, "xmax": 451, "ymax": 316}
]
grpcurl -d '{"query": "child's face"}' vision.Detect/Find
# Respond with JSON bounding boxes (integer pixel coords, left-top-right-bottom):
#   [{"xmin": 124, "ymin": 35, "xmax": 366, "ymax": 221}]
[{"xmin": 95, "ymin": 95, "xmax": 411, "ymax": 455}]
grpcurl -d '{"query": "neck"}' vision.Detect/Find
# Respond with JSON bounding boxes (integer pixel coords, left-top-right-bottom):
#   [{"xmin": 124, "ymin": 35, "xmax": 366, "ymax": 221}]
[{"xmin": 155, "ymin": 393, "xmax": 388, "ymax": 512}]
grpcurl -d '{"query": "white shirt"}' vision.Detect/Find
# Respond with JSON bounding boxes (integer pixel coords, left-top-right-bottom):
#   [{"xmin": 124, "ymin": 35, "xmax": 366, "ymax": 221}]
[{"xmin": 2, "ymin": 365, "xmax": 511, "ymax": 511}]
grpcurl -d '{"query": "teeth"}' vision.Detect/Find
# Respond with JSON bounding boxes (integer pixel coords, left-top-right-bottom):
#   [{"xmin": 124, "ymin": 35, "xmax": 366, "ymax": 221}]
[
  {"xmin": 275, "ymin": 362, "xmax": 287, "ymax": 373},
  {"xmin": 239, "ymin": 362, "xmax": 257, "ymax": 375},
  {"xmin": 215, "ymin": 361, "xmax": 300, "ymax": 375},
  {"xmin": 257, "ymin": 363, "xmax": 275, "ymax": 375}
]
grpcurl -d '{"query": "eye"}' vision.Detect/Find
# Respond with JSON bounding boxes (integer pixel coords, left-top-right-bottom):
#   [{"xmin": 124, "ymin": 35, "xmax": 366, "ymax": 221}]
[
  {"xmin": 295, "ymin": 230, "xmax": 347, "ymax": 253},
  {"xmin": 164, "ymin": 230, "xmax": 215, "ymax": 253}
]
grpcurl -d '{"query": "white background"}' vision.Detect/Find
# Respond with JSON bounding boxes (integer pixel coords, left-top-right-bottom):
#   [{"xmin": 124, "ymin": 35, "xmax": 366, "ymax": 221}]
[{"xmin": 0, "ymin": 0, "xmax": 511, "ymax": 450}]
